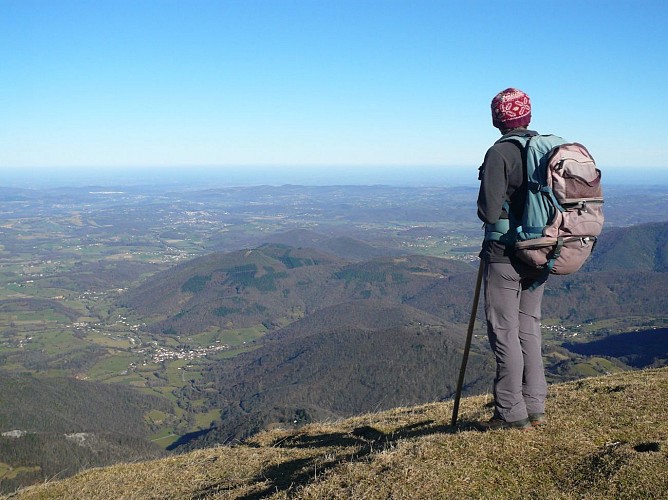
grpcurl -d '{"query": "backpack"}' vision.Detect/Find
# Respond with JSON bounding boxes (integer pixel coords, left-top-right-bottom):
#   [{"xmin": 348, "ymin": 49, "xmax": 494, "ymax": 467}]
[{"xmin": 490, "ymin": 133, "xmax": 604, "ymax": 277}]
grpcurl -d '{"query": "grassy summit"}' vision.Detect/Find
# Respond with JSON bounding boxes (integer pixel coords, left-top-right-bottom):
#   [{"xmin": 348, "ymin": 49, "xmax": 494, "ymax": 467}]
[{"xmin": 9, "ymin": 368, "xmax": 667, "ymax": 499}]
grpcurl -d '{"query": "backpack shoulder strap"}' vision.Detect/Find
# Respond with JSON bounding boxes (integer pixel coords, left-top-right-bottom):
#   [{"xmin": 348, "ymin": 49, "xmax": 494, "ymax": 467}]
[
  {"xmin": 495, "ymin": 131, "xmax": 533, "ymax": 149},
  {"xmin": 505, "ymin": 134, "xmax": 567, "ymax": 242}
]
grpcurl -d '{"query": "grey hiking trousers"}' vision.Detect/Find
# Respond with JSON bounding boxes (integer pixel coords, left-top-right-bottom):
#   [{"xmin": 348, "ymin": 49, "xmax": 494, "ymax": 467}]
[{"xmin": 483, "ymin": 260, "xmax": 547, "ymax": 423}]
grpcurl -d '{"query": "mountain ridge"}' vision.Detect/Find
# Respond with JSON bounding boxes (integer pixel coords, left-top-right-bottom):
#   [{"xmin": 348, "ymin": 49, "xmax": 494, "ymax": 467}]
[{"xmin": 10, "ymin": 367, "xmax": 668, "ymax": 499}]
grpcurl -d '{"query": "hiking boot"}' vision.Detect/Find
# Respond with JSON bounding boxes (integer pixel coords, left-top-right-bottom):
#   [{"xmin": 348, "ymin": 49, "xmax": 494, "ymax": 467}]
[
  {"xmin": 528, "ymin": 413, "xmax": 547, "ymax": 427},
  {"xmin": 476, "ymin": 417, "xmax": 532, "ymax": 431}
]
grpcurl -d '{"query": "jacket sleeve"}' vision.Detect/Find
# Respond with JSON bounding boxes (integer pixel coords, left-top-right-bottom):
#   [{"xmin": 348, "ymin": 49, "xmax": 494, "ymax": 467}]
[{"xmin": 477, "ymin": 147, "xmax": 509, "ymax": 225}]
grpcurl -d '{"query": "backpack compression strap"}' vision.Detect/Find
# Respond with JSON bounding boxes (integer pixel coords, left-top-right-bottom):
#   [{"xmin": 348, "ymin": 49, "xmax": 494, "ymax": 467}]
[{"xmin": 525, "ymin": 236, "xmax": 564, "ymax": 291}]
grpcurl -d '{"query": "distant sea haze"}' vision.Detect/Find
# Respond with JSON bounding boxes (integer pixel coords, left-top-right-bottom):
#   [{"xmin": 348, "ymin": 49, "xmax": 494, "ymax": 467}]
[
  {"xmin": 4, "ymin": 165, "xmax": 667, "ymax": 189},
  {"xmin": 5, "ymin": 166, "xmax": 474, "ymax": 189}
]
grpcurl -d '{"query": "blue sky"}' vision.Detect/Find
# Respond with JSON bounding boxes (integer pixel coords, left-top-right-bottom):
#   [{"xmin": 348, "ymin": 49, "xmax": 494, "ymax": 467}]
[{"xmin": 2, "ymin": 0, "xmax": 667, "ymax": 177}]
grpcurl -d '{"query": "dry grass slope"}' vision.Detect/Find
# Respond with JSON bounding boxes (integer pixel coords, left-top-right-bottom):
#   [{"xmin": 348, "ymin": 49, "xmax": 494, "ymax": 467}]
[{"xmin": 7, "ymin": 368, "xmax": 668, "ymax": 499}]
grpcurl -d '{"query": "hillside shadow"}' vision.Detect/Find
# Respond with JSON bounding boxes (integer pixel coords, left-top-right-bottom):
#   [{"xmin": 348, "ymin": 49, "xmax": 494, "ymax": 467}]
[
  {"xmin": 165, "ymin": 427, "xmax": 213, "ymax": 451},
  {"xmin": 563, "ymin": 328, "xmax": 668, "ymax": 368},
  {"xmin": 191, "ymin": 419, "xmax": 478, "ymax": 499}
]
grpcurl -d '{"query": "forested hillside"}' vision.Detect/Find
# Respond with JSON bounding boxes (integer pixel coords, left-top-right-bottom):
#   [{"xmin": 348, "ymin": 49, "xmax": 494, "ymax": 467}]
[
  {"xmin": 110, "ymin": 222, "xmax": 668, "ymax": 451},
  {"xmin": 583, "ymin": 221, "xmax": 668, "ymax": 272},
  {"xmin": 0, "ymin": 374, "xmax": 169, "ymax": 493},
  {"xmin": 118, "ymin": 245, "xmax": 475, "ymax": 336},
  {"xmin": 174, "ymin": 301, "xmax": 493, "ymax": 449}
]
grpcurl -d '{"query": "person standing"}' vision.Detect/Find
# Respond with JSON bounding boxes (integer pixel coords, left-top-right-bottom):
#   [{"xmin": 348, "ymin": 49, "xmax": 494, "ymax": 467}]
[{"xmin": 476, "ymin": 88, "xmax": 548, "ymax": 430}]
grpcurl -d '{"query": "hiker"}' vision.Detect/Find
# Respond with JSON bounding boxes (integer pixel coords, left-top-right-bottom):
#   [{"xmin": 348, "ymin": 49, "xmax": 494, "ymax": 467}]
[{"xmin": 476, "ymin": 88, "xmax": 548, "ymax": 430}]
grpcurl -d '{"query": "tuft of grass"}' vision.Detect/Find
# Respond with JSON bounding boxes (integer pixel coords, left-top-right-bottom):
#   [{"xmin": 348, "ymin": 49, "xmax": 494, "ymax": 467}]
[{"xmin": 8, "ymin": 367, "xmax": 668, "ymax": 499}]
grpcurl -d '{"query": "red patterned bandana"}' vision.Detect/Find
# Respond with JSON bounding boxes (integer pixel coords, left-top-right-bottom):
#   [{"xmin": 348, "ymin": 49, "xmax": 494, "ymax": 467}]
[{"xmin": 491, "ymin": 88, "xmax": 531, "ymax": 130}]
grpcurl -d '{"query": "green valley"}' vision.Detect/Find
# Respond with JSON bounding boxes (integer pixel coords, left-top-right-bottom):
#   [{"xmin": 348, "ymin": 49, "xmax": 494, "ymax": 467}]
[{"xmin": 2, "ymin": 183, "xmax": 668, "ymax": 493}]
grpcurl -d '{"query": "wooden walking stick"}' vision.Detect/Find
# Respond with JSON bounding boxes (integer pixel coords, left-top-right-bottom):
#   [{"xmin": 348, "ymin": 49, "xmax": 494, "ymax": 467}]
[{"xmin": 451, "ymin": 261, "xmax": 484, "ymax": 427}]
